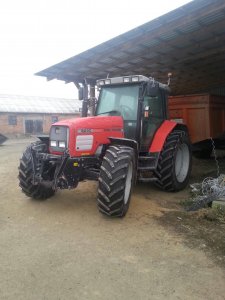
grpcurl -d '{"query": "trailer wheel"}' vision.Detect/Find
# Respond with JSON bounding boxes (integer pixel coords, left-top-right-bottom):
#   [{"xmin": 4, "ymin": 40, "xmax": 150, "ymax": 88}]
[
  {"xmin": 97, "ymin": 145, "xmax": 135, "ymax": 217},
  {"xmin": 155, "ymin": 130, "xmax": 192, "ymax": 191},
  {"xmin": 18, "ymin": 141, "xmax": 55, "ymax": 200}
]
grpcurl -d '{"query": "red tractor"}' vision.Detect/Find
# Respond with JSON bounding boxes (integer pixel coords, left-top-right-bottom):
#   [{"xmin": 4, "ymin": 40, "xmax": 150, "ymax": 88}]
[{"xmin": 18, "ymin": 75, "xmax": 192, "ymax": 217}]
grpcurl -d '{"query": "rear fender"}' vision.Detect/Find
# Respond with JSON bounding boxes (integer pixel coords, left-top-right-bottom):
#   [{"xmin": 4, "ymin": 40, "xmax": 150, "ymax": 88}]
[{"xmin": 149, "ymin": 120, "xmax": 188, "ymax": 153}]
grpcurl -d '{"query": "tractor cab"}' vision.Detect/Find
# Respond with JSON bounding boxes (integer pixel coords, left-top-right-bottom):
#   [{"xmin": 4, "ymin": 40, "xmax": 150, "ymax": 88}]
[{"xmin": 94, "ymin": 75, "xmax": 169, "ymax": 151}]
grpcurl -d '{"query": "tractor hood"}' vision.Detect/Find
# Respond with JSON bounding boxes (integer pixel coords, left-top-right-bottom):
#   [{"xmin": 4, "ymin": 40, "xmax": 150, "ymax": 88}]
[
  {"xmin": 54, "ymin": 115, "xmax": 124, "ymax": 131},
  {"xmin": 50, "ymin": 116, "xmax": 124, "ymax": 157}
]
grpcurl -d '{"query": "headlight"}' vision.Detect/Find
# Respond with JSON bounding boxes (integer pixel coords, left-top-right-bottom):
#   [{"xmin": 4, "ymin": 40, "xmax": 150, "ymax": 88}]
[
  {"xmin": 99, "ymin": 80, "xmax": 105, "ymax": 85},
  {"xmin": 50, "ymin": 140, "xmax": 57, "ymax": 147},
  {"xmin": 59, "ymin": 141, "xmax": 66, "ymax": 148}
]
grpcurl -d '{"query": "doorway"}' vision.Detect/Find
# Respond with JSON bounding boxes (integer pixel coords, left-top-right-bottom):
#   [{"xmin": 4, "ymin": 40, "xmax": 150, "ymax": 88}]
[{"xmin": 25, "ymin": 119, "xmax": 43, "ymax": 134}]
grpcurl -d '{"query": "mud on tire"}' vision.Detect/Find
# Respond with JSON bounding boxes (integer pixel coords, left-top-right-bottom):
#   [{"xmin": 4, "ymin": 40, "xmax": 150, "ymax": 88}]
[
  {"xmin": 155, "ymin": 130, "xmax": 192, "ymax": 191},
  {"xmin": 18, "ymin": 141, "xmax": 55, "ymax": 200},
  {"xmin": 97, "ymin": 145, "xmax": 135, "ymax": 217}
]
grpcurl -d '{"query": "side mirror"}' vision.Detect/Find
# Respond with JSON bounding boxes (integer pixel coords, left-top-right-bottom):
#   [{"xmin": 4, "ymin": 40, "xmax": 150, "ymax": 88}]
[
  {"xmin": 146, "ymin": 81, "xmax": 159, "ymax": 97},
  {"xmin": 78, "ymin": 87, "xmax": 84, "ymax": 100}
]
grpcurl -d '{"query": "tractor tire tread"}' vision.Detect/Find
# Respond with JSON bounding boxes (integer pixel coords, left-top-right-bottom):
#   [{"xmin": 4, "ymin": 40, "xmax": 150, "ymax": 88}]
[
  {"xmin": 97, "ymin": 145, "xmax": 134, "ymax": 217},
  {"xmin": 18, "ymin": 141, "xmax": 55, "ymax": 200},
  {"xmin": 154, "ymin": 130, "xmax": 192, "ymax": 192}
]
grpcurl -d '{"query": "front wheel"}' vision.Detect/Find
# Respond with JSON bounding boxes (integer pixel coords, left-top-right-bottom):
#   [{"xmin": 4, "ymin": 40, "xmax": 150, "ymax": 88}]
[
  {"xmin": 18, "ymin": 141, "xmax": 55, "ymax": 200},
  {"xmin": 155, "ymin": 130, "xmax": 192, "ymax": 191},
  {"xmin": 97, "ymin": 145, "xmax": 135, "ymax": 217}
]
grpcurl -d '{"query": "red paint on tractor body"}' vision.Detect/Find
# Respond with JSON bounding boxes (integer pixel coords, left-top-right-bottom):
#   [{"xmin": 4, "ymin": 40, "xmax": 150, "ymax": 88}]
[
  {"xmin": 149, "ymin": 120, "xmax": 177, "ymax": 153},
  {"xmin": 50, "ymin": 116, "xmax": 124, "ymax": 157}
]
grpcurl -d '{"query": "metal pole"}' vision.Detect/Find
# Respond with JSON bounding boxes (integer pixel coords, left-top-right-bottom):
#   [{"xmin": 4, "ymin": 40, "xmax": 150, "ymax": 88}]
[
  {"xmin": 89, "ymin": 85, "xmax": 95, "ymax": 116},
  {"xmin": 81, "ymin": 84, "xmax": 89, "ymax": 117}
]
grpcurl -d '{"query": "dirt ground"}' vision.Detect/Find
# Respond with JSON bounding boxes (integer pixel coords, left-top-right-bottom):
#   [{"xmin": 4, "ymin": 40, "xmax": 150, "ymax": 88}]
[{"xmin": 1, "ymin": 138, "xmax": 225, "ymax": 300}]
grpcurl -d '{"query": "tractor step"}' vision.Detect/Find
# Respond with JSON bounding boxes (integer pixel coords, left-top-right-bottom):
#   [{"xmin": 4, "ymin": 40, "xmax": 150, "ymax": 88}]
[
  {"xmin": 138, "ymin": 155, "xmax": 156, "ymax": 160},
  {"xmin": 138, "ymin": 166, "xmax": 156, "ymax": 171},
  {"xmin": 138, "ymin": 154, "xmax": 159, "ymax": 171},
  {"xmin": 138, "ymin": 177, "xmax": 158, "ymax": 183}
]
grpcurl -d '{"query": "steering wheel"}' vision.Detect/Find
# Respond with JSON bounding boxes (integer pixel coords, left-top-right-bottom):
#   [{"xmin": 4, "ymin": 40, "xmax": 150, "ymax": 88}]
[{"xmin": 120, "ymin": 105, "xmax": 133, "ymax": 119}]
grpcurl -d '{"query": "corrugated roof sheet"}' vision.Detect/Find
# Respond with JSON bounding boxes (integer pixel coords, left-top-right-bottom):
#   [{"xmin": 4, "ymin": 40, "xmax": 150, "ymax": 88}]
[
  {"xmin": 0, "ymin": 95, "xmax": 81, "ymax": 114},
  {"xmin": 36, "ymin": 0, "xmax": 225, "ymax": 95}
]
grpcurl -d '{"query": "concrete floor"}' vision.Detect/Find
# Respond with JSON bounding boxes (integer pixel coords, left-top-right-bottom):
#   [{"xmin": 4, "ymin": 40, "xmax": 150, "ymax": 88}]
[{"xmin": 0, "ymin": 139, "xmax": 225, "ymax": 300}]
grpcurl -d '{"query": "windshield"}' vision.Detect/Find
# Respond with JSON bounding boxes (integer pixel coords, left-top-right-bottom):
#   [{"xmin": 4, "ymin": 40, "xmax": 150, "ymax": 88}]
[{"xmin": 96, "ymin": 85, "xmax": 139, "ymax": 121}]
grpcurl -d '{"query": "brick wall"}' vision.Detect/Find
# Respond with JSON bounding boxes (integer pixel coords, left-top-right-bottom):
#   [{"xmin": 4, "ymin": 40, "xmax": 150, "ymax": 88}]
[{"xmin": 0, "ymin": 113, "xmax": 80, "ymax": 135}]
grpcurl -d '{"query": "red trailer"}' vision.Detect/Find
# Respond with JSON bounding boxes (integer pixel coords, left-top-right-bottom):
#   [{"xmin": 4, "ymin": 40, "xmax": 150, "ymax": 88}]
[{"xmin": 169, "ymin": 94, "xmax": 225, "ymax": 157}]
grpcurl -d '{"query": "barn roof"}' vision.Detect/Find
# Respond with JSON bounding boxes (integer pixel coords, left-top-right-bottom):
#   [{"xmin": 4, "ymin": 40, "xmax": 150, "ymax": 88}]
[
  {"xmin": 0, "ymin": 94, "xmax": 81, "ymax": 114},
  {"xmin": 36, "ymin": 0, "xmax": 225, "ymax": 95}
]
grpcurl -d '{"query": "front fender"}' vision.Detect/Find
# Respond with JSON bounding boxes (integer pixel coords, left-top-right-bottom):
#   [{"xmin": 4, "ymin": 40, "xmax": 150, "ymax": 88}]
[
  {"xmin": 37, "ymin": 135, "xmax": 49, "ymax": 146},
  {"xmin": 109, "ymin": 137, "xmax": 138, "ymax": 154}
]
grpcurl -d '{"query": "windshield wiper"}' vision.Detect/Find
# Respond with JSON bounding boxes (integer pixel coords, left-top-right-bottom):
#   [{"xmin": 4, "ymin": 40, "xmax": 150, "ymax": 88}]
[{"xmin": 96, "ymin": 110, "xmax": 121, "ymax": 116}]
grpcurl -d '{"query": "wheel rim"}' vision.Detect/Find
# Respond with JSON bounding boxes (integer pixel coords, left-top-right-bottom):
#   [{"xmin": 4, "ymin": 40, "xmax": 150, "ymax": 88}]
[
  {"xmin": 175, "ymin": 143, "xmax": 190, "ymax": 183},
  {"xmin": 124, "ymin": 161, "xmax": 133, "ymax": 204}
]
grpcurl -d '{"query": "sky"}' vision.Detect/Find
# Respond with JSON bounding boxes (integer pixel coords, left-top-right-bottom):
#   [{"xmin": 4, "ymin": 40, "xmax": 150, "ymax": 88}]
[{"xmin": 0, "ymin": 0, "xmax": 191, "ymax": 99}]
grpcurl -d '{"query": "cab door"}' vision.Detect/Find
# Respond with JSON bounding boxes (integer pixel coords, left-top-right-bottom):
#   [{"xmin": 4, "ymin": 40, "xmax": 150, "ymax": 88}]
[{"xmin": 140, "ymin": 89, "xmax": 168, "ymax": 152}]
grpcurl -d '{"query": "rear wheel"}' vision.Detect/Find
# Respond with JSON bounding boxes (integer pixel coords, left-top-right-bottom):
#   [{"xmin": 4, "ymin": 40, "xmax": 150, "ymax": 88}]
[
  {"xmin": 18, "ymin": 141, "xmax": 55, "ymax": 200},
  {"xmin": 97, "ymin": 145, "xmax": 135, "ymax": 217},
  {"xmin": 155, "ymin": 130, "xmax": 192, "ymax": 191}
]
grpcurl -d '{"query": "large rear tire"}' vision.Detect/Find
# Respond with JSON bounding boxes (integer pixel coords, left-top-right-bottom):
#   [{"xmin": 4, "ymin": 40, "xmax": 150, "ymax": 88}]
[
  {"xmin": 18, "ymin": 141, "xmax": 55, "ymax": 200},
  {"xmin": 155, "ymin": 130, "xmax": 192, "ymax": 191},
  {"xmin": 97, "ymin": 145, "xmax": 135, "ymax": 217}
]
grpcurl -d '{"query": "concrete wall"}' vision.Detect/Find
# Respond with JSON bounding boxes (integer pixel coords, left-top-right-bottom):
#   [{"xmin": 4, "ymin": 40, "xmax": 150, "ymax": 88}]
[{"xmin": 0, "ymin": 113, "xmax": 80, "ymax": 135}]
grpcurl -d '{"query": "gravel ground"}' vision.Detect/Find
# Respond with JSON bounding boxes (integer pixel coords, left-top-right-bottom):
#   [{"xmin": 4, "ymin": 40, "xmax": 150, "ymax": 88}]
[{"xmin": 0, "ymin": 138, "xmax": 225, "ymax": 300}]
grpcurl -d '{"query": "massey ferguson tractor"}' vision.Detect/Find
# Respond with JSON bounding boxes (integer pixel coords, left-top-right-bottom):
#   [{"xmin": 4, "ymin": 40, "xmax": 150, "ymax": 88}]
[{"xmin": 18, "ymin": 75, "xmax": 192, "ymax": 217}]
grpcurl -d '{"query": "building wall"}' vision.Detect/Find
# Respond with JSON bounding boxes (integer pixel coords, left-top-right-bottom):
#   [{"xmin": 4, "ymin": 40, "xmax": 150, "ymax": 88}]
[{"xmin": 0, "ymin": 113, "xmax": 80, "ymax": 135}]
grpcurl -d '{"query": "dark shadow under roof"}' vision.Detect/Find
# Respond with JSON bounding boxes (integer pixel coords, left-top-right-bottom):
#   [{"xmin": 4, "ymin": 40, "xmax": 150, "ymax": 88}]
[{"xmin": 36, "ymin": 0, "xmax": 225, "ymax": 95}]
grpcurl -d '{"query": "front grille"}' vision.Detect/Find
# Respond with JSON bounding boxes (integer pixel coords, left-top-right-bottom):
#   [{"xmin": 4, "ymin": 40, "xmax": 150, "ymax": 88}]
[{"xmin": 49, "ymin": 125, "xmax": 69, "ymax": 152}]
